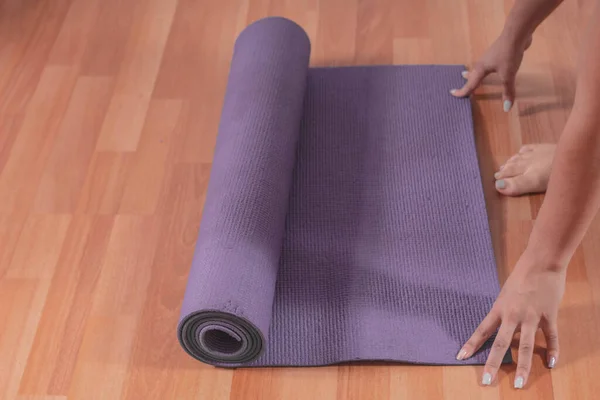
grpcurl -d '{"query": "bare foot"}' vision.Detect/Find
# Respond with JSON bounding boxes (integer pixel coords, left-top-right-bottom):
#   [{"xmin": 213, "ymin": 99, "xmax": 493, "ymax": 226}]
[{"xmin": 494, "ymin": 144, "xmax": 555, "ymax": 196}]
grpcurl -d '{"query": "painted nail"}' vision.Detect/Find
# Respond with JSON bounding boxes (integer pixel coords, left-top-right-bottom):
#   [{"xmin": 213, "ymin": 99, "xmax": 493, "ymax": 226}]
[
  {"xmin": 495, "ymin": 180, "xmax": 506, "ymax": 189},
  {"xmin": 549, "ymin": 357, "xmax": 556, "ymax": 369},
  {"xmin": 503, "ymin": 100, "xmax": 512, "ymax": 112},
  {"xmin": 450, "ymin": 89, "xmax": 457, "ymax": 95},
  {"xmin": 514, "ymin": 376, "xmax": 524, "ymax": 389},
  {"xmin": 456, "ymin": 349, "xmax": 468, "ymax": 360},
  {"xmin": 461, "ymin": 70, "xmax": 468, "ymax": 79},
  {"xmin": 494, "ymin": 172, "xmax": 501, "ymax": 179},
  {"xmin": 482, "ymin": 373, "xmax": 492, "ymax": 386}
]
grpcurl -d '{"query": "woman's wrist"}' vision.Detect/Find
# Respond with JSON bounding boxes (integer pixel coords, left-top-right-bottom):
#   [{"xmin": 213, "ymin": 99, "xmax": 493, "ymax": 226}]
[
  {"xmin": 517, "ymin": 243, "xmax": 570, "ymax": 274},
  {"xmin": 500, "ymin": 0, "xmax": 564, "ymax": 51},
  {"xmin": 499, "ymin": 24, "xmax": 532, "ymax": 52}
]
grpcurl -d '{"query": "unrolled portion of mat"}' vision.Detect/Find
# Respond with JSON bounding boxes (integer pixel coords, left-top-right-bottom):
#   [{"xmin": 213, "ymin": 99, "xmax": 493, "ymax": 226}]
[{"xmin": 178, "ymin": 16, "xmax": 506, "ymax": 367}]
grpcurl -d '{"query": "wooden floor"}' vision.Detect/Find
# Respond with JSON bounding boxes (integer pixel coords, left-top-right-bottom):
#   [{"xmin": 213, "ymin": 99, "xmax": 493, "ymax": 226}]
[{"xmin": 1, "ymin": 0, "xmax": 599, "ymax": 399}]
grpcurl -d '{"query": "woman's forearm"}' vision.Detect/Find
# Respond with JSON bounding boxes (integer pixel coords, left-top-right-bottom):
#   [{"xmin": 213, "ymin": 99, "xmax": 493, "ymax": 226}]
[
  {"xmin": 527, "ymin": 121, "xmax": 600, "ymax": 268},
  {"xmin": 501, "ymin": 0, "xmax": 564, "ymax": 46},
  {"xmin": 524, "ymin": 3, "xmax": 600, "ymax": 269}
]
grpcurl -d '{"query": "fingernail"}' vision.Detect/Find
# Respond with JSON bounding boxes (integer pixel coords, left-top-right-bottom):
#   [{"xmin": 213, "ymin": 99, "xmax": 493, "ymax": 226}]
[
  {"xmin": 495, "ymin": 179, "xmax": 506, "ymax": 189},
  {"xmin": 514, "ymin": 376, "xmax": 524, "ymax": 389},
  {"xmin": 494, "ymin": 172, "xmax": 501, "ymax": 179},
  {"xmin": 456, "ymin": 349, "xmax": 468, "ymax": 360},
  {"xmin": 461, "ymin": 70, "xmax": 468, "ymax": 78},
  {"xmin": 503, "ymin": 100, "xmax": 512, "ymax": 112},
  {"xmin": 549, "ymin": 356, "xmax": 556, "ymax": 369},
  {"xmin": 482, "ymin": 373, "xmax": 492, "ymax": 386},
  {"xmin": 450, "ymin": 89, "xmax": 457, "ymax": 95}
]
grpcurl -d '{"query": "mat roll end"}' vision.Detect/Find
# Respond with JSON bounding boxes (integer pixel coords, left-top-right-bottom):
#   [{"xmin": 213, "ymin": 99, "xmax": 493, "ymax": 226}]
[
  {"xmin": 239, "ymin": 15, "xmax": 310, "ymax": 44},
  {"xmin": 177, "ymin": 311, "xmax": 264, "ymax": 367}
]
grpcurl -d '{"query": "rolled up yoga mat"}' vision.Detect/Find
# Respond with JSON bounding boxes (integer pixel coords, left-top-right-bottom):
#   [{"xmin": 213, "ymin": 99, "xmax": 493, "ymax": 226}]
[{"xmin": 178, "ymin": 16, "xmax": 509, "ymax": 368}]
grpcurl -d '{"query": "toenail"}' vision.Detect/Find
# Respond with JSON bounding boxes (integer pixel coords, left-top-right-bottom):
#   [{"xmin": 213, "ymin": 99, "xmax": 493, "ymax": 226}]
[
  {"xmin": 494, "ymin": 172, "xmax": 501, "ymax": 179},
  {"xmin": 495, "ymin": 180, "xmax": 506, "ymax": 189}
]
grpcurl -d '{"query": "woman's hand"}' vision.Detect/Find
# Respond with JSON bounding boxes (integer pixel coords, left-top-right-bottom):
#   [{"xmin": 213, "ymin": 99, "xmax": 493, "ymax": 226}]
[
  {"xmin": 456, "ymin": 251, "xmax": 566, "ymax": 389},
  {"xmin": 451, "ymin": 33, "xmax": 532, "ymax": 112}
]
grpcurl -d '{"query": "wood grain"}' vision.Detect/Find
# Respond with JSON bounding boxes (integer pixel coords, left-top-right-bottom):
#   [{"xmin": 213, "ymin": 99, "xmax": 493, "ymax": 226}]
[{"xmin": 1, "ymin": 0, "xmax": 598, "ymax": 399}]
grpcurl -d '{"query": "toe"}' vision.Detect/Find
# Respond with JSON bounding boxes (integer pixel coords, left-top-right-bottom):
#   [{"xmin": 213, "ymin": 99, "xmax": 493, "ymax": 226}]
[
  {"xmin": 495, "ymin": 178, "xmax": 522, "ymax": 196},
  {"xmin": 505, "ymin": 153, "xmax": 521, "ymax": 165},
  {"xmin": 495, "ymin": 162, "xmax": 526, "ymax": 179},
  {"xmin": 495, "ymin": 145, "xmax": 553, "ymax": 196},
  {"xmin": 519, "ymin": 145, "xmax": 534, "ymax": 153},
  {"xmin": 495, "ymin": 174, "xmax": 544, "ymax": 196}
]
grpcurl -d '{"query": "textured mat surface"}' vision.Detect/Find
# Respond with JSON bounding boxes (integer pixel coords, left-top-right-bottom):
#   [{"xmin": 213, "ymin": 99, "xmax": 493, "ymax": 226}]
[{"xmin": 178, "ymin": 16, "xmax": 506, "ymax": 367}]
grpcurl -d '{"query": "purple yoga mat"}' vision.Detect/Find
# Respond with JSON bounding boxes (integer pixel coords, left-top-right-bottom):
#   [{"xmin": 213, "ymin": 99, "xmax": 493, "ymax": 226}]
[{"xmin": 178, "ymin": 16, "xmax": 509, "ymax": 368}]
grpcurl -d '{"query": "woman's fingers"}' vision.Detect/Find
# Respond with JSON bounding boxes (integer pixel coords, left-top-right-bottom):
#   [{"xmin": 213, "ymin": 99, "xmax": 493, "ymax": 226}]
[
  {"xmin": 482, "ymin": 320, "xmax": 517, "ymax": 386},
  {"xmin": 451, "ymin": 64, "xmax": 488, "ymax": 97},
  {"xmin": 541, "ymin": 319, "xmax": 560, "ymax": 369},
  {"xmin": 452, "ymin": 65, "xmax": 518, "ymax": 113},
  {"xmin": 501, "ymin": 74, "xmax": 516, "ymax": 112},
  {"xmin": 456, "ymin": 310, "xmax": 501, "ymax": 360},
  {"xmin": 514, "ymin": 321, "xmax": 539, "ymax": 389}
]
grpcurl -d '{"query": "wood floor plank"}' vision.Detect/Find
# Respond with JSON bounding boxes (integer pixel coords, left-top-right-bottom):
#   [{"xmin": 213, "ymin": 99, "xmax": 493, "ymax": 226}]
[
  {"xmin": 312, "ymin": 0, "xmax": 358, "ymax": 66},
  {"xmin": 1, "ymin": 214, "xmax": 72, "ymax": 399},
  {"xmin": 118, "ymin": 99, "xmax": 182, "ymax": 215},
  {"xmin": 75, "ymin": 152, "xmax": 132, "ymax": 215},
  {"xmin": 0, "ymin": 0, "xmax": 72, "ymax": 115},
  {"xmin": 33, "ymin": 76, "xmax": 114, "ymax": 214},
  {"xmin": 6, "ymin": 214, "xmax": 72, "ymax": 280},
  {"xmin": 78, "ymin": 0, "xmax": 138, "ymax": 76},
  {"xmin": 94, "ymin": 0, "xmax": 177, "ymax": 151},
  {"xmin": 267, "ymin": 368, "xmax": 338, "ymax": 400},
  {"xmin": 0, "ymin": 279, "xmax": 39, "ymax": 398},
  {"xmin": 393, "ymin": 38, "xmax": 434, "ymax": 65},
  {"xmin": 337, "ymin": 365, "xmax": 392, "ymax": 400},
  {"xmin": 18, "ymin": 216, "xmax": 113, "ymax": 396},
  {"xmin": 392, "ymin": 0, "xmax": 430, "ymax": 39},
  {"xmin": 0, "ymin": 0, "xmax": 597, "ymax": 398},
  {"xmin": 0, "ymin": 210, "xmax": 27, "ymax": 279},
  {"xmin": 67, "ymin": 216, "xmax": 160, "ymax": 399},
  {"xmin": 354, "ymin": 0, "xmax": 394, "ymax": 65},
  {"xmin": 119, "ymin": 163, "xmax": 212, "ymax": 399},
  {"xmin": 47, "ymin": 0, "xmax": 101, "ymax": 67},
  {"xmin": 0, "ymin": 66, "xmax": 78, "ymax": 214}
]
